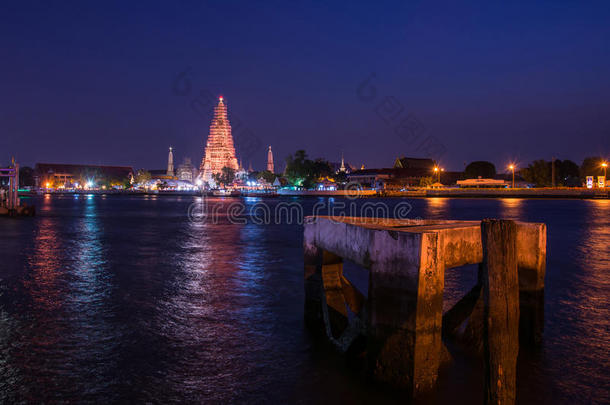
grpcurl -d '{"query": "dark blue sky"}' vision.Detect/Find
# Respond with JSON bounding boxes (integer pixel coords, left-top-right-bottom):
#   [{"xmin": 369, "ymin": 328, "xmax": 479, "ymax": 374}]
[{"xmin": 2, "ymin": 1, "xmax": 609, "ymax": 172}]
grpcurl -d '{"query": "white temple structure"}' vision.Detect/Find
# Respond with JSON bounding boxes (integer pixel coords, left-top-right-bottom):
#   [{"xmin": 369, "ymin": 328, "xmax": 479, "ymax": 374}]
[{"xmin": 267, "ymin": 146, "xmax": 274, "ymax": 173}]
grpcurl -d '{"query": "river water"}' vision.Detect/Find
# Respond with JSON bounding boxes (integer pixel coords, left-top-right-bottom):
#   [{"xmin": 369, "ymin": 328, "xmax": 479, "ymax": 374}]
[{"xmin": 0, "ymin": 195, "xmax": 608, "ymax": 403}]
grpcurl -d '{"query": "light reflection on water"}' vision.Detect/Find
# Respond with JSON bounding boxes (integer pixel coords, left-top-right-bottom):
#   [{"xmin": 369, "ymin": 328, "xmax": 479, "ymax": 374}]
[
  {"xmin": 0, "ymin": 195, "xmax": 607, "ymax": 404},
  {"xmin": 499, "ymin": 198, "xmax": 524, "ymax": 220}
]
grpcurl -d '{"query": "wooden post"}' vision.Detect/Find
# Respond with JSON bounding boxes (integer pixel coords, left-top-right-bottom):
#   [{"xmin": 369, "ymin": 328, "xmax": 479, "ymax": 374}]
[{"xmin": 481, "ymin": 219, "xmax": 519, "ymax": 405}]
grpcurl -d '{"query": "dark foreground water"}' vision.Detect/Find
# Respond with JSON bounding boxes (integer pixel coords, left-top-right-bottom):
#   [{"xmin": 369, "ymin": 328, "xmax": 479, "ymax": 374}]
[{"xmin": 0, "ymin": 195, "xmax": 608, "ymax": 404}]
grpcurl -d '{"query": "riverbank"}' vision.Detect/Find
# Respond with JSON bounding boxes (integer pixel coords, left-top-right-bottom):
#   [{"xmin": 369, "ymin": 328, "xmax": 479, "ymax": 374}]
[
  {"xmin": 278, "ymin": 188, "xmax": 609, "ymax": 199},
  {"xmin": 20, "ymin": 187, "xmax": 610, "ymax": 199}
]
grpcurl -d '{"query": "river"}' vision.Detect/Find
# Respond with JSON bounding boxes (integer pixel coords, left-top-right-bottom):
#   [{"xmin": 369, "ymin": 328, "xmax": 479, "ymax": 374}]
[{"xmin": 0, "ymin": 195, "xmax": 608, "ymax": 403}]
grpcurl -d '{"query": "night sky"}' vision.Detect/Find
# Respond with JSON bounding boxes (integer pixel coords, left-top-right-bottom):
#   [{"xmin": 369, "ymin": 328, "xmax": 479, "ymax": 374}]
[{"xmin": 2, "ymin": 1, "xmax": 609, "ymax": 172}]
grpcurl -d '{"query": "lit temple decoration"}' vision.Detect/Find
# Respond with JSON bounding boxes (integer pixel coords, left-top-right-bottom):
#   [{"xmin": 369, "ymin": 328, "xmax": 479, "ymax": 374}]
[{"xmin": 199, "ymin": 96, "xmax": 239, "ymax": 182}]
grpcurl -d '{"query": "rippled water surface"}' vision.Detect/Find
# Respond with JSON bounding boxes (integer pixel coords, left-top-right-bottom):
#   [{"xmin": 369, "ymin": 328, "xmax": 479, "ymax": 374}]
[{"xmin": 0, "ymin": 195, "xmax": 608, "ymax": 403}]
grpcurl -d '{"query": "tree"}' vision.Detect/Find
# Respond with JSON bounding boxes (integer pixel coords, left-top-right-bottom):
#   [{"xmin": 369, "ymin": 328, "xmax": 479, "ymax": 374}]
[
  {"xmin": 521, "ymin": 160, "xmax": 551, "ymax": 187},
  {"xmin": 554, "ymin": 159, "xmax": 580, "ymax": 186},
  {"xmin": 19, "ymin": 166, "xmax": 35, "ymax": 187},
  {"xmin": 220, "ymin": 166, "xmax": 235, "ymax": 185},
  {"xmin": 257, "ymin": 170, "xmax": 276, "ymax": 184},
  {"xmin": 333, "ymin": 171, "xmax": 348, "ymax": 184},
  {"xmin": 135, "ymin": 169, "xmax": 152, "ymax": 185},
  {"xmin": 465, "ymin": 161, "xmax": 496, "ymax": 179},
  {"xmin": 284, "ymin": 150, "xmax": 309, "ymax": 186},
  {"xmin": 580, "ymin": 157, "xmax": 605, "ymax": 180},
  {"xmin": 123, "ymin": 174, "xmax": 133, "ymax": 190},
  {"xmin": 419, "ymin": 176, "xmax": 434, "ymax": 187},
  {"xmin": 284, "ymin": 150, "xmax": 334, "ymax": 188}
]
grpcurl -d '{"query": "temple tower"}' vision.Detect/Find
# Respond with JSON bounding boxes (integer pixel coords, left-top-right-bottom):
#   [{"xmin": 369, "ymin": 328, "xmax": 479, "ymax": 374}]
[
  {"xmin": 167, "ymin": 146, "xmax": 174, "ymax": 177},
  {"xmin": 200, "ymin": 96, "xmax": 239, "ymax": 181},
  {"xmin": 267, "ymin": 146, "xmax": 274, "ymax": 173}
]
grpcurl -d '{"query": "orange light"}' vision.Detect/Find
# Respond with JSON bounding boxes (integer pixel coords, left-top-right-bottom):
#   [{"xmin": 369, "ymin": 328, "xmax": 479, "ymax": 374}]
[
  {"xmin": 45, "ymin": 182, "xmax": 51, "ymax": 188},
  {"xmin": 433, "ymin": 167, "xmax": 439, "ymax": 172},
  {"xmin": 602, "ymin": 162, "xmax": 608, "ymax": 168},
  {"xmin": 508, "ymin": 164, "xmax": 515, "ymax": 170}
]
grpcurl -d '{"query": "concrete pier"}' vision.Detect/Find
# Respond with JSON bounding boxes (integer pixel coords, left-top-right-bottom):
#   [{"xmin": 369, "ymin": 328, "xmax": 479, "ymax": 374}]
[{"xmin": 303, "ymin": 216, "xmax": 546, "ymax": 398}]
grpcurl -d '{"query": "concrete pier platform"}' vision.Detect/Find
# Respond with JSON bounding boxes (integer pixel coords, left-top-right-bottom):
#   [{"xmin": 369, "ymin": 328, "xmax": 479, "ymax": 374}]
[{"xmin": 304, "ymin": 216, "xmax": 546, "ymax": 399}]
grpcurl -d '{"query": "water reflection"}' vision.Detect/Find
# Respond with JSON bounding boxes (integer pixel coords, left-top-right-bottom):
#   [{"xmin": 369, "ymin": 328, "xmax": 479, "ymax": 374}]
[
  {"xmin": 423, "ymin": 197, "xmax": 448, "ymax": 218},
  {"xmin": 537, "ymin": 199, "xmax": 610, "ymax": 404},
  {"xmin": 65, "ymin": 196, "xmax": 118, "ymax": 399},
  {"xmin": 9, "ymin": 195, "xmax": 120, "ymax": 401},
  {"xmin": 146, "ymin": 198, "xmax": 256, "ymax": 402},
  {"xmin": 7, "ymin": 214, "xmax": 70, "ymax": 400},
  {"xmin": 26, "ymin": 216, "xmax": 64, "ymax": 311},
  {"xmin": 499, "ymin": 198, "xmax": 524, "ymax": 220}
]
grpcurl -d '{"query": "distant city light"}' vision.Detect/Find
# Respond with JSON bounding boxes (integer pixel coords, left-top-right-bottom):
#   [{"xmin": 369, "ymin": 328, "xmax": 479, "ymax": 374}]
[{"xmin": 86, "ymin": 181, "xmax": 94, "ymax": 188}]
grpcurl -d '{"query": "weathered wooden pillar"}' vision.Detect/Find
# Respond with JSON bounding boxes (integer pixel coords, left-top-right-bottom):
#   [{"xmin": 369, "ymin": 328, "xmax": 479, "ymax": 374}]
[
  {"xmin": 516, "ymin": 223, "xmax": 547, "ymax": 345},
  {"xmin": 367, "ymin": 231, "xmax": 444, "ymax": 396},
  {"xmin": 481, "ymin": 219, "xmax": 519, "ymax": 405}
]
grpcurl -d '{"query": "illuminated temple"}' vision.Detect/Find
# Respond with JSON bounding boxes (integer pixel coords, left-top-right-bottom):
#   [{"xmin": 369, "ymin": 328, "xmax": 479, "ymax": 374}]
[{"xmin": 200, "ymin": 96, "xmax": 239, "ymax": 182}]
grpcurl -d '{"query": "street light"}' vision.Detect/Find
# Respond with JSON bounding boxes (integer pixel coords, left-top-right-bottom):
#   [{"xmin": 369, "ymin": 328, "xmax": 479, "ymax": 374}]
[
  {"xmin": 433, "ymin": 166, "xmax": 439, "ymax": 183},
  {"xmin": 508, "ymin": 164, "xmax": 515, "ymax": 189},
  {"xmin": 602, "ymin": 162, "xmax": 608, "ymax": 178}
]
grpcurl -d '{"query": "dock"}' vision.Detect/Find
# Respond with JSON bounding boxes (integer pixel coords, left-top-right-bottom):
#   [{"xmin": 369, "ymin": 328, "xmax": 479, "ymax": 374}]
[
  {"xmin": 304, "ymin": 216, "xmax": 546, "ymax": 402},
  {"xmin": 1, "ymin": 159, "xmax": 35, "ymax": 217}
]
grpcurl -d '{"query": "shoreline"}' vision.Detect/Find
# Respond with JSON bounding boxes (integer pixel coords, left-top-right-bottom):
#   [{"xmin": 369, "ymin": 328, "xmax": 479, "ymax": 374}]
[{"xmin": 18, "ymin": 188, "xmax": 610, "ymax": 200}]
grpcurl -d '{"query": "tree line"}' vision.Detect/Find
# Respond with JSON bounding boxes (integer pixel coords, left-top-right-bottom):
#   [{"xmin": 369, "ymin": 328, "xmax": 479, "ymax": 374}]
[{"xmin": 464, "ymin": 157, "xmax": 606, "ymax": 187}]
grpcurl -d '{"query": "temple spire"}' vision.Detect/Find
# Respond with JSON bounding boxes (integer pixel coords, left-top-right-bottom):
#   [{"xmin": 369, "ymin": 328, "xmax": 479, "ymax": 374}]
[
  {"xmin": 267, "ymin": 145, "xmax": 274, "ymax": 173},
  {"xmin": 167, "ymin": 146, "xmax": 174, "ymax": 177},
  {"xmin": 199, "ymin": 96, "xmax": 239, "ymax": 182}
]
